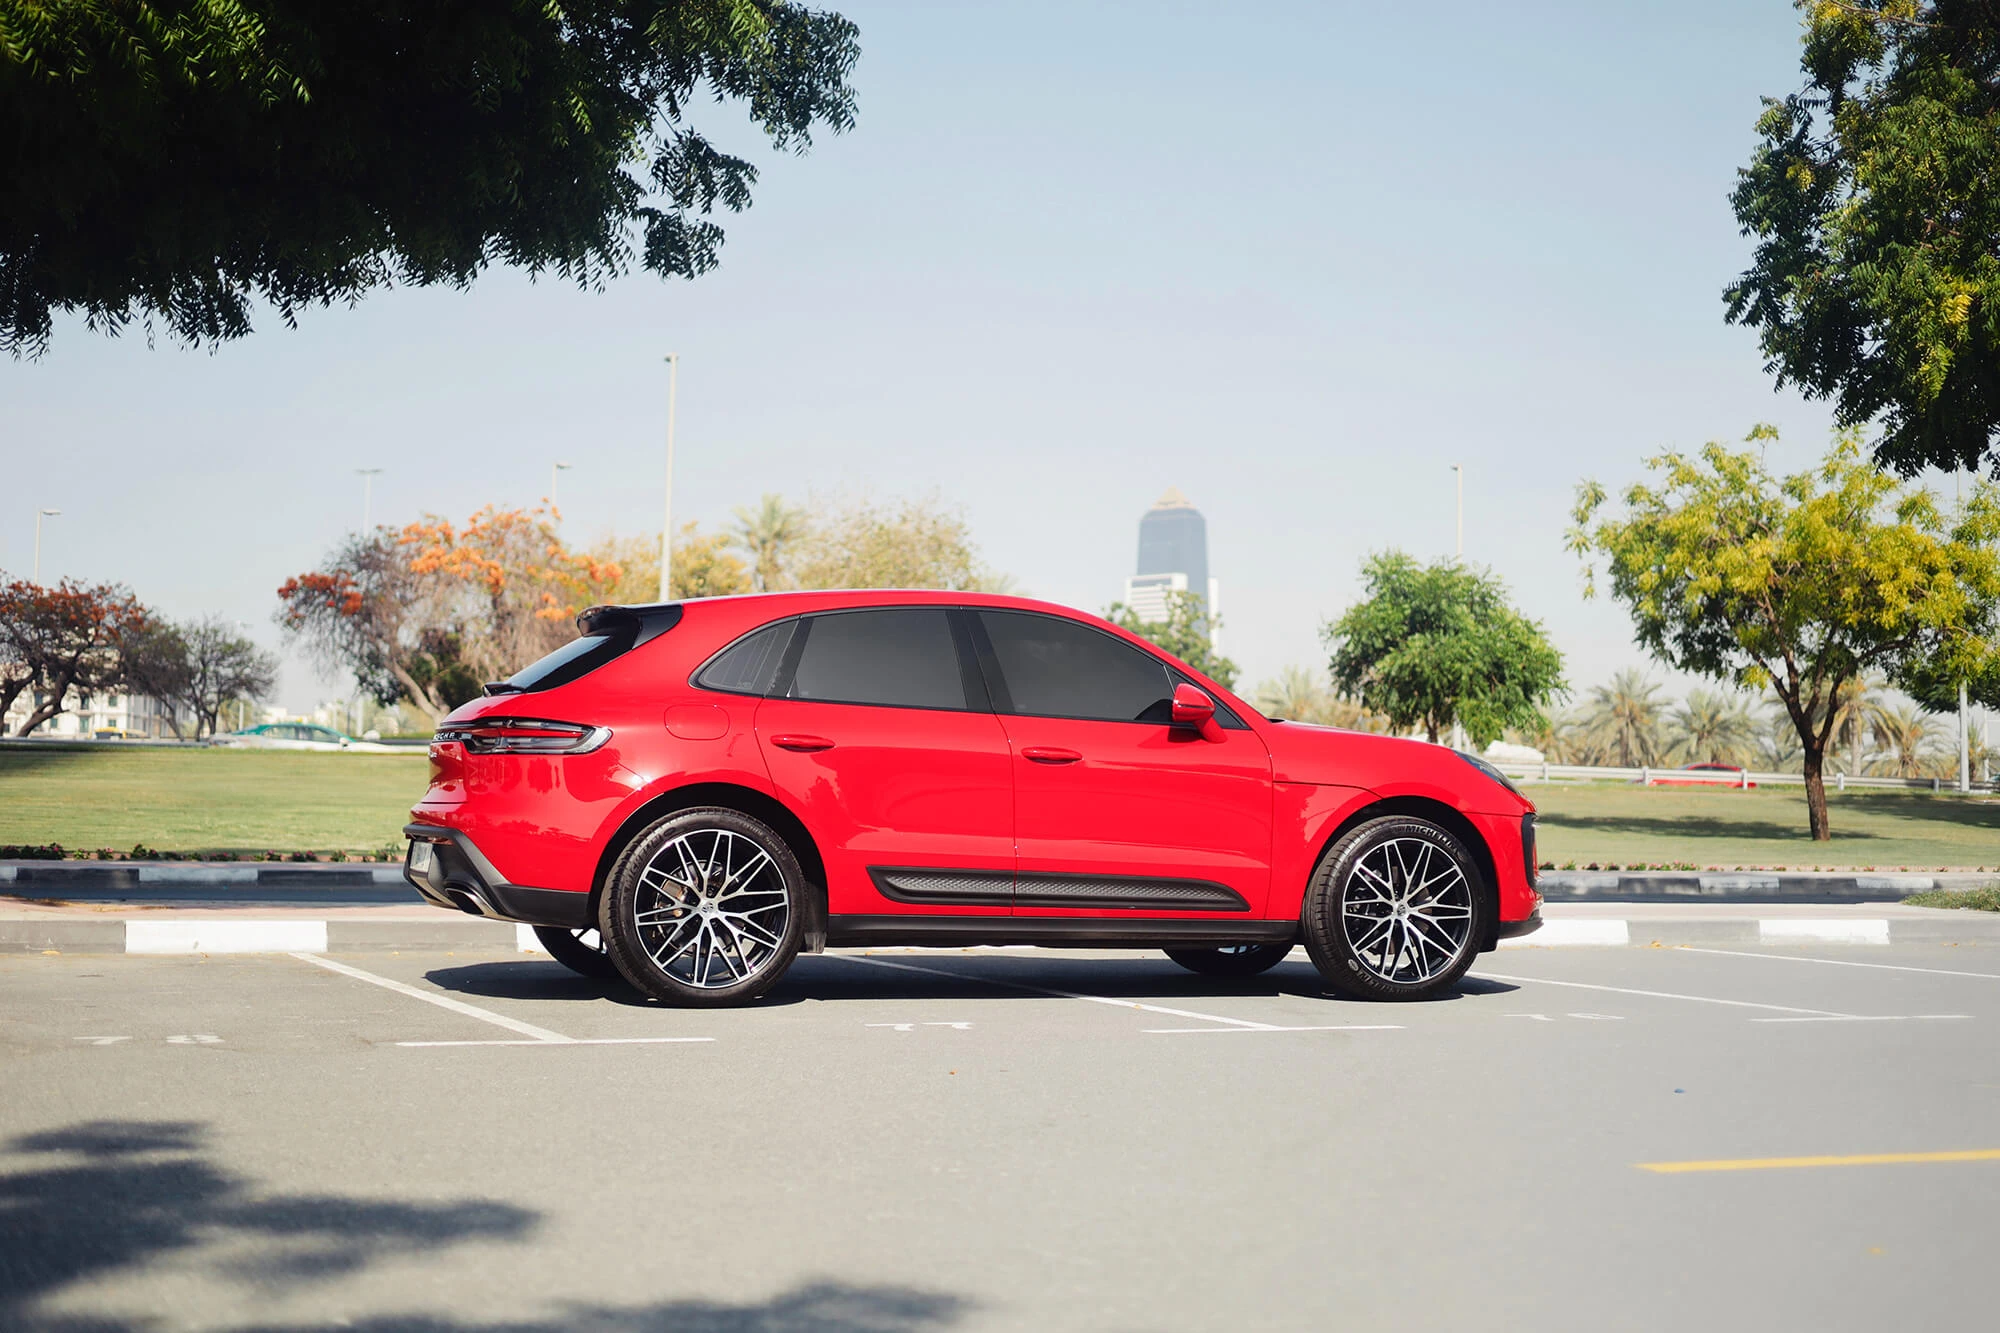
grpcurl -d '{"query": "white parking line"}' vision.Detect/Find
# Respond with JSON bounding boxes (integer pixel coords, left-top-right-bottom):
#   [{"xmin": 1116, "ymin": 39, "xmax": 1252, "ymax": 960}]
[
  {"xmin": 1678, "ymin": 947, "xmax": 2000, "ymax": 981},
  {"xmin": 837, "ymin": 953, "xmax": 1403, "ymax": 1034},
  {"xmin": 293, "ymin": 953, "xmax": 579, "ymax": 1042},
  {"xmin": 1471, "ymin": 971, "xmax": 1855, "ymax": 1017}
]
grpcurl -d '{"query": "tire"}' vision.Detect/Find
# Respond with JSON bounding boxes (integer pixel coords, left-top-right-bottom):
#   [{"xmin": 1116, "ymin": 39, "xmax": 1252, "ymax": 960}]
[
  {"xmin": 599, "ymin": 806, "xmax": 805, "ymax": 1006},
  {"xmin": 532, "ymin": 926, "xmax": 621, "ymax": 981},
  {"xmin": 1302, "ymin": 815, "xmax": 1491, "ymax": 1001},
  {"xmin": 1163, "ymin": 944, "xmax": 1294, "ymax": 977}
]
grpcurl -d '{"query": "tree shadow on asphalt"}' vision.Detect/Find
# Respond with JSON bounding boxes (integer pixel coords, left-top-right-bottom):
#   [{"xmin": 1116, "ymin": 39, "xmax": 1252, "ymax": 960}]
[
  {"xmin": 424, "ymin": 954, "xmax": 1515, "ymax": 1009},
  {"xmin": 1, "ymin": 1120, "xmax": 972, "ymax": 1333}
]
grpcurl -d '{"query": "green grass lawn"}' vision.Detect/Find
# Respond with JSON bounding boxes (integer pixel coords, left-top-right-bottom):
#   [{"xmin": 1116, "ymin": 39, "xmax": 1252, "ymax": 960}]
[
  {"xmin": 0, "ymin": 746, "xmax": 426, "ymax": 856},
  {"xmin": 1530, "ymin": 782, "xmax": 2000, "ymax": 870},
  {"xmin": 2, "ymin": 746, "xmax": 1997, "ymax": 867}
]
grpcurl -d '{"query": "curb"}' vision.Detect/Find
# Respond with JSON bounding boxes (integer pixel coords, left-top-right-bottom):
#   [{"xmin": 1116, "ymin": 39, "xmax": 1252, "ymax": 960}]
[
  {"xmin": 4, "ymin": 916, "xmax": 1997, "ymax": 955},
  {"xmin": 0, "ymin": 863, "xmax": 405, "ymax": 888},
  {"xmin": 1537, "ymin": 871, "xmax": 1996, "ymax": 901}
]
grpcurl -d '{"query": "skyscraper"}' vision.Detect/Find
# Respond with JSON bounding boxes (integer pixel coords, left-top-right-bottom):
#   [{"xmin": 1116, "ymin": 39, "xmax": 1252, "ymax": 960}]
[{"xmin": 1122, "ymin": 488, "xmax": 1220, "ymax": 648}]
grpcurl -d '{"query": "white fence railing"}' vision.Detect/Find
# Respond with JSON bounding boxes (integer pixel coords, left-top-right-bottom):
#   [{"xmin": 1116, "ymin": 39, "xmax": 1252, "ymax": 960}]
[{"xmin": 1487, "ymin": 759, "xmax": 1993, "ymax": 794}]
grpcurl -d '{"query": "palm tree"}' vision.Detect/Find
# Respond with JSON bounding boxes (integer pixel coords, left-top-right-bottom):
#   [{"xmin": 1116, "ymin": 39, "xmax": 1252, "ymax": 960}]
[
  {"xmin": 1579, "ymin": 669, "xmax": 1669, "ymax": 768},
  {"xmin": 1759, "ymin": 700, "xmax": 1804, "ymax": 772},
  {"xmin": 1668, "ymin": 688, "xmax": 1759, "ymax": 767},
  {"xmin": 1824, "ymin": 674, "xmax": 1893, "ymax": 776},
  {"xmin": 1869, "ymin": 701, "xmax": 1942, "ymax": 778},
  {"xmin": 1251, "ymin": 666, "xmax": 1388, "ymax": 732},
  {"xmin": 728, "ymin": 494, "xmax": 809, "ymax": 592}
]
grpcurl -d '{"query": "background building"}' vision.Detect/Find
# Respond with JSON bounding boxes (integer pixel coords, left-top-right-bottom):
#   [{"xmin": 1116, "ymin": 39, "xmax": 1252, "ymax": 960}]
[{"xmin": 1122, "ymin": 487, "xmax": 1221, "ymax": 649}]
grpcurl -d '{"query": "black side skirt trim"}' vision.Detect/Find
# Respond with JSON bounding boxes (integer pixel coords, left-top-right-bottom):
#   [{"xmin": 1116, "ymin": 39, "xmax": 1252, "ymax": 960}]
[
  {"xmin": 866, "ymin": 866, "xmax": 1249, "ymax": 913},
  {"xmin": 827, "ymin": 915, "xmax": 1296, "ymax": 949}
]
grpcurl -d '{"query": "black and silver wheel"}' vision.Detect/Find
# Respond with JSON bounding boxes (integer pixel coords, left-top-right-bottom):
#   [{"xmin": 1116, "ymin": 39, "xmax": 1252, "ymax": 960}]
[
  {"xmin": 1163, "ymin": 944, "xmax": 1294, "ymax": 977},
  {"xmin": 599, "ymin": 807, "xmax": 804, "ymax": 1006},
  {"xmin": 1302, "ymin": 816, "xmax": 1490, "ymax": 1001},
  {"xmin": 532, "ymin": 926, "xmax": 621, "ymax": 981}
]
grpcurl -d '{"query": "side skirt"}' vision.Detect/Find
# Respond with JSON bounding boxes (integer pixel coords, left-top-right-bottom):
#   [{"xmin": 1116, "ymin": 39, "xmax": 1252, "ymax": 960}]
[{"xmin": 826, "ymin": 915, "xmax": 1297, "ymax": 950}]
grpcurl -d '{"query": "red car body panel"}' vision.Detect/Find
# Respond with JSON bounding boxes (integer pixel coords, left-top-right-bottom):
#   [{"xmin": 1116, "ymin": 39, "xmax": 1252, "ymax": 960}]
[{"xmin": 408, "ymin": 590, "xmax": 1540, "ymax": 936}]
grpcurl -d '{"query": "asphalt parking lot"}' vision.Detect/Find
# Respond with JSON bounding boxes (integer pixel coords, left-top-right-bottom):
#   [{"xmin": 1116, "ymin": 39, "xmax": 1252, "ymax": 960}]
[{"xmin": 4, "ymin": 941, "xmax": 1998, "ymax": 1332}]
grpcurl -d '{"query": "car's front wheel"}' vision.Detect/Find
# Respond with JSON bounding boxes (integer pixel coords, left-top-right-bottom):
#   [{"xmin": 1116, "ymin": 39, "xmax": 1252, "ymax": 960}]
[
  {"xmin": 532, "ymin": 926, "xmax": 621, "ymax": 981},
  {"xmin": 600, "ymin": 807, "xmax": 805, "ymax": 1006},
  {"xmin": 1163, "ymin": 944, "xmax": 1293, "ymax": 977},
  {"xmin": 1302, "ymin": 816, "xmax": 1490, "ymax": 1001}
]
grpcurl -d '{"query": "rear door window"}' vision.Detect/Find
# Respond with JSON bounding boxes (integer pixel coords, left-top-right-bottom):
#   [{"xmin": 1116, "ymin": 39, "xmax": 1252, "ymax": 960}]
[
  {"xmin": 787, "ymin": 608, "xmax": 968, "ymax": 711},
  {"xmin": 975, "ymin": 611, "xmax": 1172, "ymax": 722}
]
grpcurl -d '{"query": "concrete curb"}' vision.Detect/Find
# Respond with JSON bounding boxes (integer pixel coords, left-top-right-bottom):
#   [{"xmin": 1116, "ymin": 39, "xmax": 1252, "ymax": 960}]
[
  {"xmin": 1537, "ymin": 870, "xmax": 1998, "ymax": 901},
  {"xmin": 5, "ymin": 915, "xmax": 1998, "ymax": 955}
]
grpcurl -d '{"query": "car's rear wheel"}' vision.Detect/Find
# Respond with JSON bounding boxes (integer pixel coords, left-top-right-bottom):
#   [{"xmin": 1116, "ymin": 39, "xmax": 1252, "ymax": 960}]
[
  {"xmin": 1302, "ymin": 816, "xmax": 1490, "ymax": 1001},
  {"xmin": 600, "ymin": 807, "xmax": 804, "ymax": 1006},
  {"xmin": 1163, "ymin": 944, "xmax": 1293, "ymax": 977},
  {"xmin": 532, "ymin": 926, "xmax": 621, "ymax": 981}
]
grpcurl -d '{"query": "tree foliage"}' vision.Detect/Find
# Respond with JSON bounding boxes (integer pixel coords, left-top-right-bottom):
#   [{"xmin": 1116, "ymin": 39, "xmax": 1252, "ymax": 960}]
[
  {"xmin": 1668, "ymin": 686, "xmax": 1762, "ymax": 768},
  {"xmin": 1569, "ymin": 428, "xmax": 2000, "ymax": 838},
  {"xmin": 277, "ymin": 505, "xmax": 623, "ymax": 723},
  {"xmin": 784, "ymin": 494, "xmax": 1006, "ymax": 593},
  {"xmin": 0, "ymin": 576, "xmax": 153, "ymax": 734},
  {"xmin": 1726, "ymin": 1, "xmax": 2000, "ymax": 475},
  {"xmin": 1, "ymin": 0, "xmax": 860, "ymax": 354},
  {"xmin": 1107, "ymin": 588, "xmax": 1238, "ymax": 690},
  {"xmin": 1323, "ymin": 553, "xmax": 1566, "ymax": 748},
  {"xmin": 125, "ymin": 614, "xmax": 279, "ymax": 738},
  {"xmin": 1248, "ymin": 664, "xmax": 1390, "ymax": 732}
]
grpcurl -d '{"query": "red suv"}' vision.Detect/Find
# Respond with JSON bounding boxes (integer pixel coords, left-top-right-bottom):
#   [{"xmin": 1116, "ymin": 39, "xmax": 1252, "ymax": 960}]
[{"xmin": 404, "ymin": 592, "xmax": 1541, "ymax": 1005}]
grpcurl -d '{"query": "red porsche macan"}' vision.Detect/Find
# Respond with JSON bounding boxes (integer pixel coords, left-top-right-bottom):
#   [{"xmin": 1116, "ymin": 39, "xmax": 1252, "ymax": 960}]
[{"xmin": 404, "ymin": 591, "xmax": 1543, "ymax": 1005}]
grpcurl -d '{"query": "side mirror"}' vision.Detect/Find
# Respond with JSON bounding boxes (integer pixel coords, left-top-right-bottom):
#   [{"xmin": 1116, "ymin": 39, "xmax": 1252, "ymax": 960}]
[{"xmin": 1170, "ymin": 682, "xmax": 1216, "ymax": 729}]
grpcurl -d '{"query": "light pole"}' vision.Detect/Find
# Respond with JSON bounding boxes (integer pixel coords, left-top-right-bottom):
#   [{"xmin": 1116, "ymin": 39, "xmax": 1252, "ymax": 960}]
[
  {"xmin": 32, "ymin": 508, "xmax": 60, "ymax": 583},
  {"xmin": 551, "ymin": 461, "xmax": 573, "ymax": 512},
  {"xmin": 356, "ymin": 468, "xmax": 383, "ymax": 532},
  {"xmin": 1451, "ymin": 464, "xmax": 1463, "ymax": 558},
  {"xmin": 658, "ymin": 353, "xmax": 679, "ymax": 602}
]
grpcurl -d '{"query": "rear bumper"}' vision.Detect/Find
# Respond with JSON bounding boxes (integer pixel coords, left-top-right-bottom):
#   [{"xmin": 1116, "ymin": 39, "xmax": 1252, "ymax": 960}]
[
  {"xmin": 402, "ymin": 823, "xmax": 593, "ymax": 929},
  {"xmin": 1495, "ymin": 908, "xmax": 1542, "ymax": 941}
]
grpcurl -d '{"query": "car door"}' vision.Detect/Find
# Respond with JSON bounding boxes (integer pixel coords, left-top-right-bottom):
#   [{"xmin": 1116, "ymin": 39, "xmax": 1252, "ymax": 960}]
[
  {"xmin": 970, "ymin": 609, "xmax": 1273, "ymax": 917},
  {"xmin": 752, "ymin": 607, "xmax": 1015, "ymax": 918}
]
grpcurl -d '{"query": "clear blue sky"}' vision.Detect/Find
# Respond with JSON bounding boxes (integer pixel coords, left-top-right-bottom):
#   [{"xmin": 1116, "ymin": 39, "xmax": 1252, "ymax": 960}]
[{"xmin": 4, "ymin": 0, "xmax": 1855, "ymax": 712}]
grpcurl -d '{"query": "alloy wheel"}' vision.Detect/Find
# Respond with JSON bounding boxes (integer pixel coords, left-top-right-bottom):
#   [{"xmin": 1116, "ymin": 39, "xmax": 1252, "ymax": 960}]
[
  {"xmin": 629, "ymin": 827, "xmax": 792, "ymax": 990},
  {"xmin": 1340, "ymin": 836, "xmax": 1476, "ymax": 985}
]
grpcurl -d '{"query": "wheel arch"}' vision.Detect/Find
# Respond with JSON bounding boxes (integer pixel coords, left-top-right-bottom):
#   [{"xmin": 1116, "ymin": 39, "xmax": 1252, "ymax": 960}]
[
  {"xmin": 1311, "ymin": 795, "xmax": 1501, "ymax": 951},
  {"xmin": 591, "ymin": 782, "xmax": 830, "ymax": 952}
]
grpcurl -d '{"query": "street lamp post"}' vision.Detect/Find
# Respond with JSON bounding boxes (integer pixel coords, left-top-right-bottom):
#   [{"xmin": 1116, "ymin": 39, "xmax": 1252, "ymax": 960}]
[
  {"xmin": 356, "ymin": 468, "xmax": 383, "ymax": 532},
  {"xmin": 1451, "ymin": 464, "xmax": 1463, "ymax": 558},
  {"xmin": 658, "ymin": 353, "xmax": 679, "ymax": 602},
  {"xmin": 551, "ymin": 461, "xmax": 573, "ymax": 512},
  {"xmin": 33, "ymin": 507, "xmax": 60, "ymax": 583}
]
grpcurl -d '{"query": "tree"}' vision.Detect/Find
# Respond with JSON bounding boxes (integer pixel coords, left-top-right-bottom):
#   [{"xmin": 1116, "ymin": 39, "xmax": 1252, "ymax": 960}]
[
  {"xmin": 1668, "ymin": 687, "xmax": 1760, "ymax": 768},
  {"xmin": 1249, "ymin": 665, "xmax": 1389, "ymax": 731},
  {"xmin": 1725, "ymin": 2, "xmax": 2000, "ymax": 476},
  {"xmin": 786, "ymin": 495, "xmax": 1007, "ymax": 592},
  {"xmin": 1578, "ymin": 670, "xmax": 1671, "ymax": 768},
  {"xmin": 1569, "ymin": 430, "xmax": 2000, "ymax": 839},
  {"xmin": 277, "ymin": 506, "xmax": 622, "ymax": 724},
  {"xmin": 729, "ymin": 494, "xmax": 809, "ymax": 591},
  {"xmin": 1826, "ymin": 673, "xmax": 1893, "ymax": 776},
  {"xmin": 0, "ymin": 577, "xmax": 152, "ymax": 734},
  {"xmin": 1324, "ymin": 552, "xmax": 1566, "ymax": 747},
  {"xmin": 1871, "ymin": 699, "xmax": 1943, "ymax": 778},
  {"xmin": 3, "ymin": 1, "xmax": 859, "ymax": 354},
  {"xmin": 1108, "ymin": 589, "xmax": 1239, "ymax": 690}
]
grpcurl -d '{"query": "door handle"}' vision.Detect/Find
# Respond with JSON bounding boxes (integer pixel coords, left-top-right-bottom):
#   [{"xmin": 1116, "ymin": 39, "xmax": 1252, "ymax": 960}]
[
  {"xmin": 770, "ymin": 734, "xmax": 835, "ymax": 752},
  {"xmin": 1021, "ymin": 746, "xmax": 1082, "ymax": 764}
]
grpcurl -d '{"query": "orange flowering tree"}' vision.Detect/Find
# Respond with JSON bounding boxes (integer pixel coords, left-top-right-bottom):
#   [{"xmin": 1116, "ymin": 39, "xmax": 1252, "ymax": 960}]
[
  {"xmin": 278, "ymin": 506, "xmax": 623, "ymax": 724},
  {"xmin": 0, "ymin": 578, "xmax": 155, "ymax": 735}
]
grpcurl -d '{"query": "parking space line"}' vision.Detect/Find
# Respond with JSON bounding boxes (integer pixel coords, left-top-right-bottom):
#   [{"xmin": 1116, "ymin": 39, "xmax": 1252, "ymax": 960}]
[
  {"xmin": 396, "ymin": 1038, "xmax": 714, "ymax": 1048},
  {"xmin": 292, "ymin": 953, "xmax": 577, "ymax": 1044},
  {"xmin": 836, "ymin": 954, "xmax": 1401, "ymax": 1033},
  {"xmin": 1471, "ymin": 971, "xmax": 1855, "ymax": 1017},
  {"xmin": 1637, "ymin": 1149, "xmax": 2000, "ymax": 1174},
  {"xmin": 1679, "ymin": 947, "xmax": 2000, "ymax": 981}
]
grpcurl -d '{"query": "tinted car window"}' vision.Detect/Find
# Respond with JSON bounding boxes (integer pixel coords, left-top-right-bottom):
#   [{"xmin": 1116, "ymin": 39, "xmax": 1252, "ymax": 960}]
[
  {"xmin": 977, "ymin": 611, "xmax": 1171, "ymax": 722},
  {"xmin": 788, "ymin": 608, "xmax": 967, "ymax": 711},
  {"xmin": 696, "ymin": 620, "xmax": 796, "ymax": 696}
]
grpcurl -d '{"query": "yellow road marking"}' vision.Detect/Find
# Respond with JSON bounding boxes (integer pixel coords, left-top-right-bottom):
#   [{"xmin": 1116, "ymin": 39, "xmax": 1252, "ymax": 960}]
[{"xmin": 1638, "ymin": 1149, "xmax": 2000, "ymax": 1174}]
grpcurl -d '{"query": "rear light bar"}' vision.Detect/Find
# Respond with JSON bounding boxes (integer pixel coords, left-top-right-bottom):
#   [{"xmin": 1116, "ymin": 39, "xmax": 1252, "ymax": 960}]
[{"xmin": 434, "ymin": 719, "xmax": 612, "ymax": 755}]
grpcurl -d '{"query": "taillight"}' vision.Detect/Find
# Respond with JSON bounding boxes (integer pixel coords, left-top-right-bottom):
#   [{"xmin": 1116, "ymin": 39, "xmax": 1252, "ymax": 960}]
[{"xmin": 434, "ymin": 719, "xmax": 611, "ymax": 755}]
